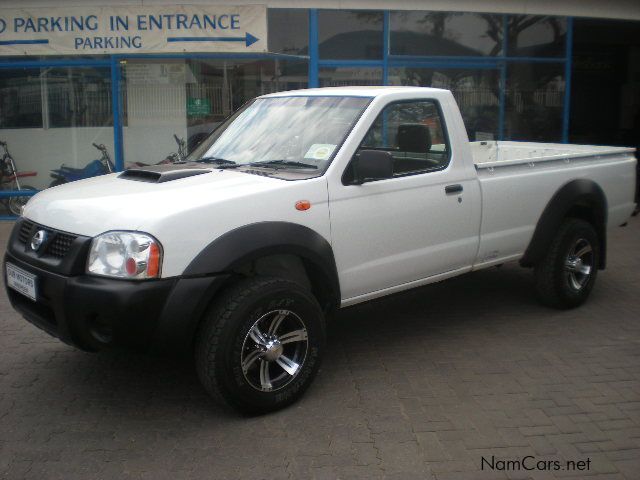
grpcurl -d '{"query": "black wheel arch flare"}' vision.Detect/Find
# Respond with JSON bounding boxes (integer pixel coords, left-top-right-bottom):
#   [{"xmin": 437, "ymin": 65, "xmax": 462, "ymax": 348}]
[
  {"xmin": 183, "ymin": 221, "xmax": 341, "ymax": 309},
  {"xmin": 520, "ymin": 179, "xmax": 608, "ymax": 269}
]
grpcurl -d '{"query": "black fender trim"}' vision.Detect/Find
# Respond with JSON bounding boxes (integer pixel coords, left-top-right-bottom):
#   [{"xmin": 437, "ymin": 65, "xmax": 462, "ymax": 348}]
[
  {"xmin": 520, "ymin": 179, "xmax": 608, "ymax": 269},
  {"xmin": 152, "ymin": 273, "xmax": 231, "ymax": 353},
  {"xmin": 184, "ymin": 222, "xmax": 341, "ymax": 308}
]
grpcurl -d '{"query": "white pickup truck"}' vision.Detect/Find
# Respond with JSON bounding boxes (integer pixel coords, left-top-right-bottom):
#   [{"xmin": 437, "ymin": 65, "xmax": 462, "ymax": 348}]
[{"xmin": 4, "ymin": 87, "xmax": 637, "ymax": 413}]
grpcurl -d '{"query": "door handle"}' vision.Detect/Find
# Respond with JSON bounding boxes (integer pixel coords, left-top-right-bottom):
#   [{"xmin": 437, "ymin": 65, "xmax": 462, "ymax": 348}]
[{"xmin": 445, "ymin": 184, "xmax": 463, "ymax": 195}]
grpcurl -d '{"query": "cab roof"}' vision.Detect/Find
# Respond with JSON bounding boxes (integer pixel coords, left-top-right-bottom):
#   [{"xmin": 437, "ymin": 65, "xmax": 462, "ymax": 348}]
[{"xmin": 261, "ymin": 86, "xmax": 449, "ymax": 99}]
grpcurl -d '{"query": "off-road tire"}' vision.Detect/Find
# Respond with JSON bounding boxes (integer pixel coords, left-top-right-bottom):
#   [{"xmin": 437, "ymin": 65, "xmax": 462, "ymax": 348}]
[
  {"xmin": 195, "ymin": 276, "xmax": 325, "ymax": 414},
  {"xmin": 534, "ymin": 218, "xmax": 600, "ymax": 309}
]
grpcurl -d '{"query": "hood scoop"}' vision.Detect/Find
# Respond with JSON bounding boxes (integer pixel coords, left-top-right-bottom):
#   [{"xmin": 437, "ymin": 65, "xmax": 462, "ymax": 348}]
[{"xmin": 119, "ymin": 163, "xmax": 212, "ymax": 183}]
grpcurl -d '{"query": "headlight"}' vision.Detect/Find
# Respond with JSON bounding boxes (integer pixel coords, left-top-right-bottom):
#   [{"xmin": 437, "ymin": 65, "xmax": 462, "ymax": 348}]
[{"xmin": 87, "ymin": 231, "xmax": 162, "ymax": 279}]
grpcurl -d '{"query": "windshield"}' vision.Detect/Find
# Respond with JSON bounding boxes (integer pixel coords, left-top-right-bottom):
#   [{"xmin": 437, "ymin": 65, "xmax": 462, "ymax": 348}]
[{"xmin": 190, "ymin": 96, "xmax": 371, "ymax": 171}]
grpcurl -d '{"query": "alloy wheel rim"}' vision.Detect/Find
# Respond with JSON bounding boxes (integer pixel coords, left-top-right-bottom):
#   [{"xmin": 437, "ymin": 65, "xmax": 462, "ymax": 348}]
[
  {"xmin": 564, "ymin": 238, "xmax": 593, "ymax": 291},
  {"xmin": 241, "ymin": 309, "xmax": 308, "ymax": 392}
]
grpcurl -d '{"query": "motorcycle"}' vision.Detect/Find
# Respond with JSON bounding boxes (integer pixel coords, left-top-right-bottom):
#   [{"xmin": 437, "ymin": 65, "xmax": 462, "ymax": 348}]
[
  {"xmin": 50, "ymin": 143, "xmax": 115, "ymax": 187},
  {"xmin": 166, "ymin": 134, "xmax": 188, "ymax": 163},
  {"xmin": 127, "ymin": 134, "xmax": 187, "ymax": 169},
  {"xmin": 0, "ymin": 140, "xmax": 38, "ymax": 216}
]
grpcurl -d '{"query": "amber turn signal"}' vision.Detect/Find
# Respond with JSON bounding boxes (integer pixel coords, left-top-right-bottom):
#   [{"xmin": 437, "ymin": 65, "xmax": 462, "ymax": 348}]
[{"xmin": 295, "ymin": 200, "xmax": 311, "ymax": 211}]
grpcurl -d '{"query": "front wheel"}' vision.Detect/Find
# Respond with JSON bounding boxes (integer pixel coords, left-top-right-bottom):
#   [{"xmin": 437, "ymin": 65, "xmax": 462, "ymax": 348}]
[
  {"xmin": 534, "ymin": 218, "xmax": 600, "ymax": 309},
  {"xmin": 195, "ymin": 276, "xmax": 325, "ymax": 414},
  {"xmin": 8, "ymin": 186, "xmax": 36, "ymax": 216}
]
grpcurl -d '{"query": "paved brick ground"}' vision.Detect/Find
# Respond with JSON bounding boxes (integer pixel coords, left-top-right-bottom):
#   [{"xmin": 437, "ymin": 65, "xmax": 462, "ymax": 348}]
[{"xmin": 0, "ymin": 217, "xmax": 639, "ymax": 480}]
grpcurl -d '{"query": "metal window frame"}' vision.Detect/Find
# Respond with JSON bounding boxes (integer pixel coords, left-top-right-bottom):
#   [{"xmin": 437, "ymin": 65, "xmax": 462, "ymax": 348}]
[
  {"xmin": 562, "ymin": 17, "xmax": 574, "ymax": 143},
  {"xmin": 313, "ymin": 10, "xmax": 573, "ymax": 143}
]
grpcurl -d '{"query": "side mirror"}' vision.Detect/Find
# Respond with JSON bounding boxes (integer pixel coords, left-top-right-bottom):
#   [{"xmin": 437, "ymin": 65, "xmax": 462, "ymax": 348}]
[{"xmin": 352, "ymin": 150, "xmax": 394, "ymax": 185}]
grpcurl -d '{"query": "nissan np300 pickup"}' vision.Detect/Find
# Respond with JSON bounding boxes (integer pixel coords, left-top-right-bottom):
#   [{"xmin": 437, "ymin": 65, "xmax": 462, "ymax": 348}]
[{"xmin": 5, "ymin": 87, "xmax": 637, "ymax": 413}]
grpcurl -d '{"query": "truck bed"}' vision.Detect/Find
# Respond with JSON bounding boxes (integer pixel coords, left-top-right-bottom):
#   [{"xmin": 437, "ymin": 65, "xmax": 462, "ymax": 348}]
[
  {"xmin": 471, "ymin": 141, "xmax": 636, "ymax": 169},
  {"xmin": 470, "ymin": 140, "xmax": 636, "ymax": 270}
]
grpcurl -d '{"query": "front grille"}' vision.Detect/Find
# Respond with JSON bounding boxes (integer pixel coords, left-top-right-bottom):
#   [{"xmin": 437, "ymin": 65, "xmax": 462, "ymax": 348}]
[
  {"xmin": 47, "ymin": 233, "xmax": 76, "ymax": 258},
  {"xmin": 16, "ymin": 221, "xmax": 77, "ymax": 259},
  {"xmin": 18, "ymin": 219, "xmax": 34, "ymax": 243}
]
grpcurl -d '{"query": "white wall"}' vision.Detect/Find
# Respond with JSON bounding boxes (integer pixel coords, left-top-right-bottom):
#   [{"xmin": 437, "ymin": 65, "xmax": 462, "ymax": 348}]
[
  {"xmin": 0, "ymin": 127, "xmax": 114, "ymax": 190},
  {"xmin": 1, "ymin": 122, "xmax": 189, "ymax": 190},
  {"xmin": 122, "ymin": 61, "xmax": 188, "ymax": 166},
  {"xmin": 123, "ymin": 125, "xmax": 188, "ymax": 167}
]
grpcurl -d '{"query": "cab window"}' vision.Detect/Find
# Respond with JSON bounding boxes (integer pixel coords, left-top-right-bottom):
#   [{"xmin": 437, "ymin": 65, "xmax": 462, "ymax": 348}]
[{"xmin": 354, "ymin": 100, "xmax": 450, "ymax": 178}]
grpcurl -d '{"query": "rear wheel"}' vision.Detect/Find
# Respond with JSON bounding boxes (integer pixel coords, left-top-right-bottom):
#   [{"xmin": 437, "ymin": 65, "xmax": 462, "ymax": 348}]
[
  {"xmin": 195, "ymin": 276, "xmax": 325, "ymax": 414},
  {"xmin": 534, "ymin": 219, "xmax": 600, "ymax": 309},
  {"xmin": 8, "ymin": 185, "xmax": 36, "ymax": 216}
]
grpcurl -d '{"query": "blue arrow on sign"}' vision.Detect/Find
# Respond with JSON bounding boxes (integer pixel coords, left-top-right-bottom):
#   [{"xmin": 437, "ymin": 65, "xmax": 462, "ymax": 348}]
[
  {"xmin": 167, "ymin": 32, "xmax": 259, "ymax": 47},
  {"xmin": 0, "ymin": 39, "xmax": 49, "ymax": 46}
]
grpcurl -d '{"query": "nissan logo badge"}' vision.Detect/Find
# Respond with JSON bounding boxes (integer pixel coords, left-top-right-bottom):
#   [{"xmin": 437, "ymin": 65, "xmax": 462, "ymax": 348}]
[{"xmin": 31, "ymin": 230, "xmax": 47, "ymax": 251}]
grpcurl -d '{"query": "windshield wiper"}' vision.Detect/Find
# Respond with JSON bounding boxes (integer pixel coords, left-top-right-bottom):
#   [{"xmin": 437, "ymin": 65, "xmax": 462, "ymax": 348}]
[
  {"xmin": 247, "ymin": 160, "xmax": 318, "ymax": 170},
  {"xmin": 196, "ymin": 157, "xmax": 240, "ymax": 168}
]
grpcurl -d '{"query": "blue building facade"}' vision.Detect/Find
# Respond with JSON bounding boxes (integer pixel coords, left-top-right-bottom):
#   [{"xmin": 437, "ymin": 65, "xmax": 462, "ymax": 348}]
[{"xmin": 0, "ymin": 6, "xmax": 638, "ymax": 216}]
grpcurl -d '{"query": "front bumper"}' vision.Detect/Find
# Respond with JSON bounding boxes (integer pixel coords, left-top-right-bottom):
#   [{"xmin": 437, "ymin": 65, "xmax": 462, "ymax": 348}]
[{"xmin": 5, "ymin": 219, "xmax": 229, "ymax": 353}]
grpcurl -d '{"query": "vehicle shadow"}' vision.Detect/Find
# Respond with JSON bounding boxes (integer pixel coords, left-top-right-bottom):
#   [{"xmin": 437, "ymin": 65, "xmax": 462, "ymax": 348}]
[
  {"xmin": 330, "ymin": 264, "xmax": 538, "ymax": 338},
  {"xmin": 15, "ymin": 264, "xmax": 539, "ymax": 421}
]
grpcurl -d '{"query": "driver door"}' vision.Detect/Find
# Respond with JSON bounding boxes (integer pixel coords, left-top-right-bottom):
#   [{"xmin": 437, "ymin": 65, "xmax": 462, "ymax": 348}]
[{"xmin": 328, "ymin": 98, "xmax": 480, "ymax": 304}]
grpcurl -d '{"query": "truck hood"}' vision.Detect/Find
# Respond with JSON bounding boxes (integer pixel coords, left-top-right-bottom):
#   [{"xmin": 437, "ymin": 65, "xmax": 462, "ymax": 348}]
[{"xmin": 23, "ymin": 167, "xmax": 286, "ymax": 237}]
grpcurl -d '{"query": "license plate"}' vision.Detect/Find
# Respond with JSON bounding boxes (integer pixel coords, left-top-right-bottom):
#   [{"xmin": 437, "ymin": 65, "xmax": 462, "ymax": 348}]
[{"xmin": 6, "ymin": 263, "xmax": 37, "ymax": 301}]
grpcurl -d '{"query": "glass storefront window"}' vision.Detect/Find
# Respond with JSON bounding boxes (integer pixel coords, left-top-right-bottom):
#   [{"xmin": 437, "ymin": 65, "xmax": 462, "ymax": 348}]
[
  {"xmin": 268, "ymin": 9, "xmax": 309, "ymax": 55},
  {"xmin": 46, "ymin": 67, "xmax": 112, "ymax": 128},
  {"xmin": 389, "ymin": 67, "xmax": 501, "ymax": 141},
  {"xmin": 505, "ymin": 63, "xmax": 565, "ymax": 141},
  {"xmin": 390, "ymin": 12, "xmax": 504, "ymax": 56},
  {"xmin": 122, "ymin": 57, "xmax": 308, "ymax": 166},
  {"xmin": 507, "ymin": 16, "xmax": 567, "ymax": 57},
  {"xmin": 319, "ymin": 67, "xmax": 382, "ymax": 87},
  {"xmin": 0, "ymin": 66, "xmax": 114, "ymax": 195},
  {"xmin": 0, "ymin": 69, "xmax": 43, "ymax": 129},
  {"xmin": 0, "ymin": 7, "xmax": 574, "ymax": 212},
  {"xmin": 319, "ymin": 10, "xmax": 383, "ymax": 60}
]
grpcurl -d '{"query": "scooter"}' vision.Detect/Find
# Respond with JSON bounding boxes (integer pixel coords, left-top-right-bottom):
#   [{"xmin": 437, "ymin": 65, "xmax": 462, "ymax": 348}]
[{"xmin": 50, "ymin": 143, "xmax": 115, "ymax": 187}]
